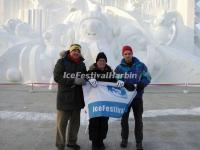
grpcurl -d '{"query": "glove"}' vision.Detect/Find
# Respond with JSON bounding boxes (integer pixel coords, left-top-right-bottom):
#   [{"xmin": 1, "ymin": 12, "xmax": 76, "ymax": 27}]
[
  {"xmin": 88, "ymin": 78, "xmax": 97, "ymax": 87},
  {"xmin": 74, "ymin": 78, "xmax": 85, "ymax": 85},
  {"xmin": 124, "ymin": 83, "xmax": 136, "ymax": 91},
  {"xmin": 137, "ymin": 83, "xmax": 145, "ymax": 91},
  {"xmin": 116, "ymin": 80, "xmax": 124, "ymax": 88}
]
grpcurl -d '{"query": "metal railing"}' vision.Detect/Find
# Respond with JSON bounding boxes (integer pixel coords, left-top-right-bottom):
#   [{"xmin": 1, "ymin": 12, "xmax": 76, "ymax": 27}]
[{"xmin": 0, "ymin": 82, "xmax": 200, "ymax": 93}]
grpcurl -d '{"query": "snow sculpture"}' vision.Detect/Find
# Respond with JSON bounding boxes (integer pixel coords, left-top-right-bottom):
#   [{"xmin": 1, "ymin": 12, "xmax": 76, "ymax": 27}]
[
  {"xmin": 6, "ymin": 68, "xmax": 21, "ymax": 82},
  {"xmin": 0, "ymin": 19, "xmax": 38, "ymax": 82},
  {"xmin": 0, "ymin": 0, "xmax": 200, "ymax": 84},
  {"xmin": 63, "ymin": 3, "xmax": 118, "ymax": 67},
  {"xmin": 18, "ymin": 24, "xmax": 70, "ymax": 82}
]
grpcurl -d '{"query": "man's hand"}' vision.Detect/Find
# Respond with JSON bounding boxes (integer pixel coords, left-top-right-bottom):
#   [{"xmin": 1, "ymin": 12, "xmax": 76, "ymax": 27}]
[
  {"xmin": 74, "ymin": 78, "xmax": 85, "ymax": 85},
  {"xmin": 116, "ymin": 80, "xmax": 124, "ymax": 88},
  {"xmin": 88, "ymin": 78, "xmax": 97, "ymax": 87},
  {"xmin": 124, "ymin": 83, "xmax": 136, "ymax": 91}
]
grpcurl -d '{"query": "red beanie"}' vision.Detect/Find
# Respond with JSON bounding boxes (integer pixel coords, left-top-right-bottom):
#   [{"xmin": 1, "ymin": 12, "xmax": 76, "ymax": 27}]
[{"xmin": 122, "ymin": 45, "xmax": 133, "ymax": 54}]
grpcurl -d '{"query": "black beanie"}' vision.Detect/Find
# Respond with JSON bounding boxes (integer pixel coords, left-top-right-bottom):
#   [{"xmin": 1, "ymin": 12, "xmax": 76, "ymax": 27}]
[{"xmin": 96, "ymin": 52, "xmax": 107, "ymax": 62}]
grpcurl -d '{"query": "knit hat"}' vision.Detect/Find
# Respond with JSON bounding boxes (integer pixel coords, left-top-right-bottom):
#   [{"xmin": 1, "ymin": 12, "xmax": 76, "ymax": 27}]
[
  {"xmin": 96, "ymin": 52, "xmax": 107, "ymax": 62},
  {"xmin": 122, "ymin": 45, "xmax": 133, "ymax": 54},
  {"xmin": 69, "ymin": 44, "xmax": 81, "ymax": 52}
]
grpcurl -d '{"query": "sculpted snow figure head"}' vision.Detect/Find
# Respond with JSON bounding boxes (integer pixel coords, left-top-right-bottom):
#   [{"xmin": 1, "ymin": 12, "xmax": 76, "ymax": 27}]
[
  {"xmin": 64, "ymin": 3, "xmax": 116, "ymax": 67},
  {"xmin": 78, "ymin": 6, "xmax": 110, "ymax": 42},
  {"xmin": 43, "ymin": 24, "xmax": 73, "ymax": 58}
]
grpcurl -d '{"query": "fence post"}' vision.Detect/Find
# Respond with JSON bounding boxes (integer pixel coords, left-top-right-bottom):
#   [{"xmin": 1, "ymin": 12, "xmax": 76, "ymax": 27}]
[
  {"xmin": 183, "ymin": 82, "xmax": 188, "ymax": 94},
  {"xmin": 29, "ymin": 83, "xmax": 34, "ymax": 93}
]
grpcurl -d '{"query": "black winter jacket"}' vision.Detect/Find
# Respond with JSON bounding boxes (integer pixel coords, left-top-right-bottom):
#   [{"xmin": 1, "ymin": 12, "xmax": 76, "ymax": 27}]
[
  {"xmin": 88, "ymin": 63, "xmax": 116, "ymax": 141},
  {"xmin": 88, "ymin": 63, "xmax": 116, "ymax": 82},
  {"xmin": 54, "ymin": 51, "xmax": 86, "ymax": 111}
]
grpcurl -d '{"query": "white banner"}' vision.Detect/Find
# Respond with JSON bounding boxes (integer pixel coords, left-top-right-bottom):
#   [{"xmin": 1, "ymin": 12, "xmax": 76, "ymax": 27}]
[{"xmin": 82, "ymin": 82, "xmax": 137, "ymax": 120}]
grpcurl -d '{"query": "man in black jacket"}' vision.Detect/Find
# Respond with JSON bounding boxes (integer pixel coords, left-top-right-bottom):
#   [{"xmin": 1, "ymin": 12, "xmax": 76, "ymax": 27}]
[{"xmin": 54, "ymin": 44, "xmax": 86, "ymax": 150}]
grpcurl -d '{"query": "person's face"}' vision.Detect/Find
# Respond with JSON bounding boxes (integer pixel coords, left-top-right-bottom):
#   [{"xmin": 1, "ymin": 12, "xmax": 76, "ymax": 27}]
[
  {"xmin": 96, "ymin": 58, "xmax": 106, "ymax": 70},
  {"xmin": 70, "ymin": 49, "xmax": 81, "ymax": 59},
  {"xmin": 123, "ymin": 51, "xmax": 133, "ymax": 63}
]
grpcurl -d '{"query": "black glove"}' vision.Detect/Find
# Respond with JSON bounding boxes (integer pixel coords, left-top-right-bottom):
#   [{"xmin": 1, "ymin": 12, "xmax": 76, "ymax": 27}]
[
  {"xmin": 137, "ymin": 83, "xmax": 145, "ymax": 91},
  {"xmin": 124, "ymin": 83, "xmax": 136, "ymax": 91}
]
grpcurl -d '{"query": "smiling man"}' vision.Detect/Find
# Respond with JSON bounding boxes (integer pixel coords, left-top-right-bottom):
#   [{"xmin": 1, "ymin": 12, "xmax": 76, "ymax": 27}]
[
  {"xmin": 54, "ymin": 44, "xmax": 86, "ymax": 150},
  {"xmin": 115, "ymin": 45, "xmax": 151, "ymax": 150},
  {"xmin": 87, "ymin": 52, "xmax": 116, "ymax": 150}
]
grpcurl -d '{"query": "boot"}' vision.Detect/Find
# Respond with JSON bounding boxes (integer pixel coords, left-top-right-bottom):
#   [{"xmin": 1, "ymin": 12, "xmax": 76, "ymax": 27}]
[
  {"xmin": 136, "ymin": 142, "xmax": 143, "ymax": 150},
  {"xmin": 66, "ymin": 143, "xmax": 80, "ymax": 150},
  {"xmin": 120, "ymin": 139, "xmax": 128, "ymax": 148},
  {"xmin": 99, "ymin": 140, "xmax": 105, "ymax": 150}
]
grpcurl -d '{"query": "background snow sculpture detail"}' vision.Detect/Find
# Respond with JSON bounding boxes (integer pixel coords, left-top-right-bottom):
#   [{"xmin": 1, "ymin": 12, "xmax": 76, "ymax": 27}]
[{"xmin": 0, "ymin": 0, "xmax": 200, "ymax": 84}]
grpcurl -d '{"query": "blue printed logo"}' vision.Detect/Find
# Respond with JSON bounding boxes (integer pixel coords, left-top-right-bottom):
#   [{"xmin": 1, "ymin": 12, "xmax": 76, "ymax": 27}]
[
  {"xmin": 88, "ymin": 101, "xmax": 128, "ymax": 118},
  {"xmin": 107, "ymin": 85, "xmax": 127, "ymax": 98}
]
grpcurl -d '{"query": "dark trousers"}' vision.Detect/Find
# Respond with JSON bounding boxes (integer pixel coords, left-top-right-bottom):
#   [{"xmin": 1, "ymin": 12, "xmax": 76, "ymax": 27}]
[
  {"xmin": 121, "ymin": 98, "xmax": 143, "ymax": 144},
  {"xmin": 56, "ymin": 110, "xmax": 80, "ymax": 149},
  {"xmin": 89, "ymin": 117, "xmax": 109, "ymax": 144}
]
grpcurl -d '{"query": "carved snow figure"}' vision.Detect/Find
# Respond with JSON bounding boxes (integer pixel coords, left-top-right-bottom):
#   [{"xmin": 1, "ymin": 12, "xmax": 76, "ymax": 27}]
[
  {"xmin": 0, "ymin": 0, "xmax": 200, "ymax": 84},
  {"xmin": 0, "ymin": 19, "xmax": 37, "ymax": 82}
]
